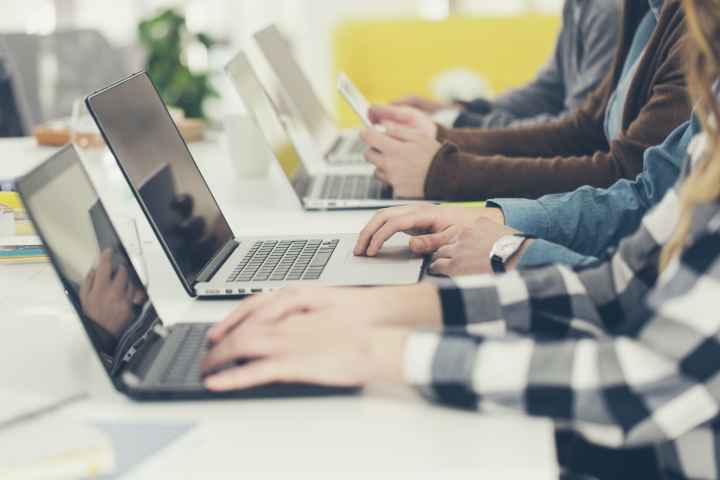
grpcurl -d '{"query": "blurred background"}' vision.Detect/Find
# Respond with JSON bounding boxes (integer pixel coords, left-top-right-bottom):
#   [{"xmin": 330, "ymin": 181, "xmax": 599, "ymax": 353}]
[{"xmin": 0, "ymin": 0, "xmax": 563, "ymax": 137}]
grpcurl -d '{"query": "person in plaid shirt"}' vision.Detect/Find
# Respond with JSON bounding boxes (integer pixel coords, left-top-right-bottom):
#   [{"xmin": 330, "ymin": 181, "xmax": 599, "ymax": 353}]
[{"xmin": 200, "ymin": 1, "xmax": 720, "ymax": 477}]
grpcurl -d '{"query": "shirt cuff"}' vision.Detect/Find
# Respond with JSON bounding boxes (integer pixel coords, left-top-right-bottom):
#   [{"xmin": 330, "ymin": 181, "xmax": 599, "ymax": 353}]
[
  {"xmin": 403, "ymin": 330, "xmax": 480, "ymax": 408},
  {"xmin": 434, "ymin": 276, "xmax": 505, "ymax": 329},
  {"xmin": 404, "ymin": 330, "xmax": 442, "ymax": 386},
  {"xmin": 487, "ymin": 197, "xmax": 553, "ymax": 238},
  {"xmin": 404, "ymin": 329, "xmax": 536, "ymax": 410},
  {"xmin": 518, "ymin": 239, "xmax": 599, "ymax": 269}
]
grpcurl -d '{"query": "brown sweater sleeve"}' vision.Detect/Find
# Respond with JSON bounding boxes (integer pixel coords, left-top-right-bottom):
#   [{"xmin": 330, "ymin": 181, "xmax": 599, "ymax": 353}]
[
  {"xmin": 426, "ymin": 19, "xmax": 689, "ymax": 201},
  {"xmin": 435, "ymin": 76, "xmax": 609, "ymax": 159}
]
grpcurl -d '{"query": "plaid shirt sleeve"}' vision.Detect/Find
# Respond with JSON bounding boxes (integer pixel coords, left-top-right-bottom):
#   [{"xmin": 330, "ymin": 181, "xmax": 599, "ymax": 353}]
[
  {"xmin": 405, "ymin": 193, "xmax": 720, "ymax": 460},
  {"xmin": 441, "ymin": 191, "xmax": 684, "ymax": 340}
]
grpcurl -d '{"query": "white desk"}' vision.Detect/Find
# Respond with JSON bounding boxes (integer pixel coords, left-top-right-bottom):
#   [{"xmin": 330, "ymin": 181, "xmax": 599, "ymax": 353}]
[{"xmin": 0, "ymin": 135, "xmax": 558, "ymax": 478}]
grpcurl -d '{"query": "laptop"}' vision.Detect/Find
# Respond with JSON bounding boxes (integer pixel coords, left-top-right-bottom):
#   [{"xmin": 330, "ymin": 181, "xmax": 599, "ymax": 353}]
[
  {"xmin": 84, "ymin": 72, "xmax": 424, "ymax": 299},
  {"xmin": 17, "ymin": 145, "xmax": 355, "ymax": 400},
  {"xmin": 254, "ymin": 24, "xmax": 367, "ymax": 167},
  {"xmin": 225, "ymin": 51, "xmax": 427, "ymax": 210}
]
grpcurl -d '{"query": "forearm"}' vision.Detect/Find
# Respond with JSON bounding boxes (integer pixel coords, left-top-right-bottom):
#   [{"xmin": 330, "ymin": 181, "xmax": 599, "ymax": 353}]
[
  {"xmin": 490, "ymin": 192, "xmax": 640, "ymax": 264},
  {"xmin": 515, "ymin": 239, "xmax": 600, "ymax": 269},
  {"xmin": 487, "ymin": 202, "xmax": 602, "ymax": 270},
  {"xmin": 424, "ymin": 145, "xmax": 637, "ymax": 201},
  {"xmin": 454, "ymin": 109, "xmax": 572, "ymax": 130},
  {"xmin": 373, "ymin": 283, "xmax": 444, "ymax": 330},
  {"xmin": 402, "ymin": 329, "xmax": 705, "ymax": 449},
  {"xmin": 437, "ymin": 99, "xmax": 606, "ymax": 160},
  {"xmin": 433, "ymin": 269, "xmax": 606, "ymax": 339}
]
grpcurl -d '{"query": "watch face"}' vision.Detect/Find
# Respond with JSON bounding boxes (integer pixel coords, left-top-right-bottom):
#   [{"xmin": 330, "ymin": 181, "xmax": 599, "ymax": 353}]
[{"xmin": 492, "ymin": 236, "xmax": 526, "ymax": 262}]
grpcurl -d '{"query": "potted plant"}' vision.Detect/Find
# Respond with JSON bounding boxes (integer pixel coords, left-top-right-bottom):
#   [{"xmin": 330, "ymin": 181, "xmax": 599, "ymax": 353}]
[{"xmin": 138, "ymin": 8, "xmax": 217, "ymax": 120}]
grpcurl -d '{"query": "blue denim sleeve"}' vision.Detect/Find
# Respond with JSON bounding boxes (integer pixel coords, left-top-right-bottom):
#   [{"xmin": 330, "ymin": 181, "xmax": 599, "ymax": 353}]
[
  {"xmin": 518, "ymin": 239, "xmax": 599, "ymax": 269},
  {"xmin": 489, "ymin": 118, "xmax": 695, "ymax": 268}
]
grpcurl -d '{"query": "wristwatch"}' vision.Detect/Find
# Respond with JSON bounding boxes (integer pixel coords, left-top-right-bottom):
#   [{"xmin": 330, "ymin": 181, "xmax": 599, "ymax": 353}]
[{"xmin": 489, "ymin": 234, "xmax": 535, "ymax": 273}]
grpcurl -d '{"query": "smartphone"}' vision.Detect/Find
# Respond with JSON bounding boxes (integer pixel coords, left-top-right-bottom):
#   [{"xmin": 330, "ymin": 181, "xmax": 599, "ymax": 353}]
[{"xmin": 337, "ymin": 73, "xmax": 377, "ymax": 129}]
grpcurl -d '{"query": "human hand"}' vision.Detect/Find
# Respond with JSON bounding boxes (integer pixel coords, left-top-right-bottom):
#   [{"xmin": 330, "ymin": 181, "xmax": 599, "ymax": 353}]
[
  {"xmin": 202, "ymin": 319, "xmax": 411, "ymax": 391},
  {"xmin": 354, "ymin": 204, "xmax": 505, "ymax": 257},
  {"xmin": 368, "ymin": 105, "xmax": 438, "ymax": 138},
  {"xmin": 206, "ymin": 283, "xmax": 442, "ymax": 341},
  {"xmin": 79, "ymin": 250, "xmax": 147, "ymax": 337},
  {"xmin": 391, "ymin": 95, "xmax": 452, "ymax": 114},
  {"xmin": 361, "ymin": 125, "xmax": 441, "ymax": 198},
  {"xmin": 430, "ymin": 218, "xmax": 525, "ymax": 276},
  {"xmin": 201, "ymin": 285, "xmax": 443, "ymax": 391}
]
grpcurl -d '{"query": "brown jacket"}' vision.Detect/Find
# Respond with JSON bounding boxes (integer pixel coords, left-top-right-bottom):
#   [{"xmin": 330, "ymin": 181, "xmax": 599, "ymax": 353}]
[{"xmin": 427, "ymin": 0, "xmax": 689, "ymax": 200}]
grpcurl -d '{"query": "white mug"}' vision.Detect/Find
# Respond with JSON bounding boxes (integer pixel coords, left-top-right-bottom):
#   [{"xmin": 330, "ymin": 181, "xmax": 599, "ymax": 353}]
[{"xmin": 223, "ymin": 114, "xmax": 271, "ymax": 178}]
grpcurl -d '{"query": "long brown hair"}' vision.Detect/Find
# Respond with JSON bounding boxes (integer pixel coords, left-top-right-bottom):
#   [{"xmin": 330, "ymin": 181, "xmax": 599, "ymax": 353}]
[{"xmin": 661, "ymin": 0, "xmax": 720, "ymax": 270}]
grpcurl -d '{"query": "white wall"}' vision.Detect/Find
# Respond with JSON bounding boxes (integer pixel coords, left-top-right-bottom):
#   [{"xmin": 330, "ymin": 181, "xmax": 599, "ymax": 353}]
[{"xmin": 1, "ymin": 0, "xmax": 563, "ymax": 118}]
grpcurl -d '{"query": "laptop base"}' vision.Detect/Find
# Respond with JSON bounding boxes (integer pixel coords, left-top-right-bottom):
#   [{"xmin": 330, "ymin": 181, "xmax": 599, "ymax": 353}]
[{"xmin": 125, "ymin": 383, "xmax": 361, "ymax": 402}]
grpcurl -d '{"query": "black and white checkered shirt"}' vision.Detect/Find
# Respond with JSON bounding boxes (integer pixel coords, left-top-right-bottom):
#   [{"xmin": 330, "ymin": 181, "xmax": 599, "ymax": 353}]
[{"xmin": 404, "ymin": 134, "xmax": 720, "ymax": 478}]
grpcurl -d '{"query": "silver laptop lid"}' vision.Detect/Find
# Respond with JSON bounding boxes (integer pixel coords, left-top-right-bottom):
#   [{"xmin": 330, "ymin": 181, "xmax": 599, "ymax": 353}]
[
  {"xmin": 254, "ymin": 24, "xmax": 339, "ymax": 153},
  {"xmin": 225, "ymin": 51, "xmax": 312, "ymax": 201},
  {"xmin": 85, "ymin": 72, "xmax": 235, "ymax": 295}
]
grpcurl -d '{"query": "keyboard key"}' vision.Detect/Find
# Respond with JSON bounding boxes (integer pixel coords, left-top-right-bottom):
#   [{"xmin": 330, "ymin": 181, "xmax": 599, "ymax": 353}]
[
  {"xmin": 226, "ymin": 239, "xmax": 339, "ymax": 284},
  {"xmin": 310, "ymin": 253, "xmax": 332, "ymax": 267}
]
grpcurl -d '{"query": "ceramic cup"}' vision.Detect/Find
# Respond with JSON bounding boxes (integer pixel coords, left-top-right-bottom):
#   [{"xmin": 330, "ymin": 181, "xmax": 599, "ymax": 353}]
[{"xmin": 223, "ymin": 114, "xmax": 271, "ymax": 178}]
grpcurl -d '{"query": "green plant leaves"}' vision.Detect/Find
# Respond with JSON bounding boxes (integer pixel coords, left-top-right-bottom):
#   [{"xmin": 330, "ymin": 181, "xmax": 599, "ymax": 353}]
[{"xmin": 138, "ymin": 8, "xmax": 217, "ymax": 119}]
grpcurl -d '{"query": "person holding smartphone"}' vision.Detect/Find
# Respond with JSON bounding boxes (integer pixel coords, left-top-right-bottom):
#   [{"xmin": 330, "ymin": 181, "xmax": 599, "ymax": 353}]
[{"xmin": 395, "ymin": 0, "xmax": 622, "ymax": 130}]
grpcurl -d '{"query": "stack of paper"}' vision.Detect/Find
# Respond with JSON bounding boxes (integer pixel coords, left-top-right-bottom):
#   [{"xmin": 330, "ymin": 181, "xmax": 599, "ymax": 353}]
[
  {"xmin": 0, "ymin": 391, "xmax": 115, "ymax": 479},
  {"xmin": 0, "ymin": 236, "xmax": 47, "ymax": 264},
  {"xmin": 0, "ymin": 418, "xmax": 115, "ymax": 479},
  {"xmin": 0, "ymin": 192, "xmax": 46, "ymax": 264}
]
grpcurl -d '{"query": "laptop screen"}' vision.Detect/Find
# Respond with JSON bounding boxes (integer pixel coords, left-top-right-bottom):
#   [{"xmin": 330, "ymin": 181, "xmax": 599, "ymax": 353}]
[
  {"xmin": 86, "ymin": 73, "xmax": 234, "ymax": 290},
  {"xmin": 225, "ymin": 52, "xmax": 309, "ymax": 197},
  {"xmin": 254, "ymin": 25, "xmax": 338, "ymax": 152},
  {"xmin": 18, "ymin": 146, "xmax": 160, "ymax": 378}
]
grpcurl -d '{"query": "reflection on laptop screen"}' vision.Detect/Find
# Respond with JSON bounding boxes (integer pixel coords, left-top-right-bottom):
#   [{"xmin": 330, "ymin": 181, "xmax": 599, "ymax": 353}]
[
  {"xmin": 225, "ymin": 52, "xmax": 307, "ymax": 192},
  {"xmin": 86, "ymin": 73, "xmax": 233, "ymax": 287},
  {"xmin": 19, "ymin": 146, "xmax": 159, "ymax": 377}
]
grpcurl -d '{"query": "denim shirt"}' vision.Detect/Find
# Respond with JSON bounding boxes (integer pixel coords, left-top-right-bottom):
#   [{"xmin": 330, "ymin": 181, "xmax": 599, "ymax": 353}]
[
  {"xmin": 489, "ymin": 116, "xmax": 697, "ymax": 268},
  {"xmin": 454, "ymin": 0, "xmax": 621, "ymax": 129}
]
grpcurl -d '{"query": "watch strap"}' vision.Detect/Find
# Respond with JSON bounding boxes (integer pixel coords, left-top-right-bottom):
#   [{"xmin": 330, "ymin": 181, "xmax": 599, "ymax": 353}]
[{"xmin": 491, "ymin": 254, "xmax": 506, "ymax": 274}]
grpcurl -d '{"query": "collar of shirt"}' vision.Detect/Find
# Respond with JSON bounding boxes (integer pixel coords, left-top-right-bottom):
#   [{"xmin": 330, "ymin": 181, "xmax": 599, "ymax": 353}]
[{"xmin": 649, "ymin": 0, "xmax": 663, "ymax": 19}]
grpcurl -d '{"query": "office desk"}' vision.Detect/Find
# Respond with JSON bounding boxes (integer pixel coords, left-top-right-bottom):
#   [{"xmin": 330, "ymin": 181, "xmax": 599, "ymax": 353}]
[{"xmin": 0, "ymin": 135, "xmax": 558, "ymax": 478}]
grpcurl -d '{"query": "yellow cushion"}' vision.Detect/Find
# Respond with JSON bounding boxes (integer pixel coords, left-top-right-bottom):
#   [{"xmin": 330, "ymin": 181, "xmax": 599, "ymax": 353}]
[{"xmin": 333, "ymin": 15, "xmax": 561, "ymax": 127}]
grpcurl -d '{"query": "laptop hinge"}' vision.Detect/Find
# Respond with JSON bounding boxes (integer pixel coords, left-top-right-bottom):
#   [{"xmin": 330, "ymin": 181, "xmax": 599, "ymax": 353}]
[
  {"xmin": 294, "ymin": 171, "xmax": 314, "ymax": 199},
  {"xmin": 195, "ymin": 239, "xmax": 239, "ymax": 284}
]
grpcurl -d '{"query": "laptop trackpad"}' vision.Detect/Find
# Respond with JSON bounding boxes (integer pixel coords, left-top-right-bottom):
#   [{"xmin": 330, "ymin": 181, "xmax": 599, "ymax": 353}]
[{"xmin": 346, "ymin": 234, "xmax": 417, "ymax": 264}]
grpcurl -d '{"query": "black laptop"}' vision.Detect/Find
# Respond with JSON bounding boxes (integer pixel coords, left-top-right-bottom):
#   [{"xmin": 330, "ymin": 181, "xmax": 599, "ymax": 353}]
[{"xmin": 17, "ymin": 145, "xmax": 357, "ymax": 400}]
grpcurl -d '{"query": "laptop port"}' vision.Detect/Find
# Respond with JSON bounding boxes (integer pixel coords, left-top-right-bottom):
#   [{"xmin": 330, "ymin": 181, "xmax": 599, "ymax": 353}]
[{"xmin": 251, "ymin": 288, "xmax": 263, "ymax": 293}]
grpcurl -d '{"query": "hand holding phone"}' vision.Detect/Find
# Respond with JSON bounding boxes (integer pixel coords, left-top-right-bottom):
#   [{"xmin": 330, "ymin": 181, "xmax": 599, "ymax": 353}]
[{"xmin": 337, "ymin": 73, "xmax": 385, "ymax": 132}]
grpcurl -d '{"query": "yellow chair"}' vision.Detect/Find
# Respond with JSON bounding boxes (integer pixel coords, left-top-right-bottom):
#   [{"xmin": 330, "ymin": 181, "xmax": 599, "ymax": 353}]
[{"xmin": 333, "ymin": 15, "xmax": 561, "ymax": 127}]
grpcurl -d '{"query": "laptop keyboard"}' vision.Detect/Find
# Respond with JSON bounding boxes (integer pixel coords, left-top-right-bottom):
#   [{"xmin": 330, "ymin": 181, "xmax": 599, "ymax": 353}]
[
  {"xmin": 226, "ymin": 239, "xmax": 340, "ymax": 283},
  {"xmin": 325, "ymin": 137, "xmax": 367, "ymax": 165},
  {"xmin": 348, "ymin": 137, "xmax": 367, "ymax": 155},
  {"xmin": 319, "ymin": 175, "xmax": 389, "ymax": 200},
  {"xmin": 326, "ymin": 153, "xmax": 366, "ymax": 166},
  {"xmin": 159, "ymin": 324, "xmax": 211, "ymax": 386}
]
